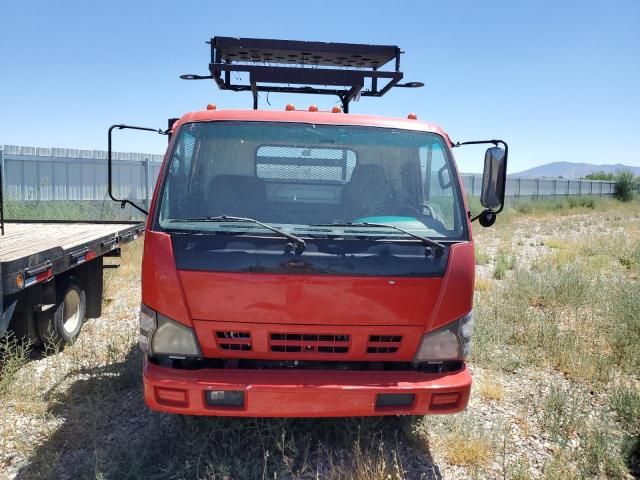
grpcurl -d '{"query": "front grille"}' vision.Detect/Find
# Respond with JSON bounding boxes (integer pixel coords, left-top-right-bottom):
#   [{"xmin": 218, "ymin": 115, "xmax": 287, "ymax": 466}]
[
  {"xmin": 216, "ymin": 331, "xmax": 252, "ymax": 351},
  {"xmin": 367, "ymin": 335, "xmax": 402, "ymax": 354},
  {"xmin": 270, "ymin": 333, "xmax": 350, "ymax": 354}
]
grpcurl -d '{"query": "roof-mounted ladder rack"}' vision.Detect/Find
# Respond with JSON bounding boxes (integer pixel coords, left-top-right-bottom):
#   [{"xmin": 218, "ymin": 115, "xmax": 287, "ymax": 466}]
[{"xmin": 181, "ymin": 36, "xmax": 423, "ymax": 112}]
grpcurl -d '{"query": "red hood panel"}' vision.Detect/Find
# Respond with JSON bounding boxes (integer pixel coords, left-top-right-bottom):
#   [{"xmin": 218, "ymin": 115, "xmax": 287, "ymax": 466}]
[{"xmin": 179, "ymin": 271, "xmax": 443, "ymax": 326}]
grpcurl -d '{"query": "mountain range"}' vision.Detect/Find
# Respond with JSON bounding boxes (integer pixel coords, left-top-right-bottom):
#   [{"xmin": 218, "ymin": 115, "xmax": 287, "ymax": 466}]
[{"xmin": 511, "ymin": 162, "xmax": 640, "ymax": 179}]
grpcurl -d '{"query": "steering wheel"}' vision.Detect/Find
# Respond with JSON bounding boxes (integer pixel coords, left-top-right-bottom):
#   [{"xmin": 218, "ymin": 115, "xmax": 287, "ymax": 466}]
[{"xmin": 422, "ymin": 204, "xmax": 436, "ymax": 218}]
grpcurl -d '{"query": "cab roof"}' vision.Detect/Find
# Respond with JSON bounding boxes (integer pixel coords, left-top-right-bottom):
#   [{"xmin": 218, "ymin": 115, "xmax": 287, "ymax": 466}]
[{"xmin": 171, "ymin": 109, "xmax": 452, "ymax": 146}]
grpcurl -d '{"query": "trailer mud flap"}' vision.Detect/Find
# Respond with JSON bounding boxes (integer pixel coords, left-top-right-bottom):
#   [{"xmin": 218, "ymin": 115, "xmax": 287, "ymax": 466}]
[{"xmin": 0, "ymin": 299, "xmax": 17, "ymax": 337}]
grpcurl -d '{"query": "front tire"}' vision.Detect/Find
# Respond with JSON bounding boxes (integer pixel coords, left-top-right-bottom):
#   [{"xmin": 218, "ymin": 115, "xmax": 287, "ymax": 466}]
[{"xmin": 37, "ymin": 279, "xmax": 86, "ymax": 346}]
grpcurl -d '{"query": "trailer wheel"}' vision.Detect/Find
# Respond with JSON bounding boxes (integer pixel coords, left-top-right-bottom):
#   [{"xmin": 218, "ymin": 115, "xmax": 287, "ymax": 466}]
[{"xmin": 37, "ymin": 279, "xmax": 86, "ymax": 346}]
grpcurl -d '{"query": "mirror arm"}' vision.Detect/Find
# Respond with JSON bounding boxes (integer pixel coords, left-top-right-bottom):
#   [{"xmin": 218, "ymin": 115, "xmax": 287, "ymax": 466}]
[
  {"xmin": 108, "ymin": 124, "xmax": 168, "ymax": 215},
  {"xmin": 470, "ymin": 210, "xmax": 488, "ymax": 222},
  {"xmin": 452, "ymin": 139, "xmax": 509, "ymax": 220}
]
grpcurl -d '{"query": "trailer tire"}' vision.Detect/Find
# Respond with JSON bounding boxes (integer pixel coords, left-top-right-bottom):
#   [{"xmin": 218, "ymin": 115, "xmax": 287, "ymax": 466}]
[{"xmin": 37, "ymin": 279, "xmax": 86, "ymax": 346}]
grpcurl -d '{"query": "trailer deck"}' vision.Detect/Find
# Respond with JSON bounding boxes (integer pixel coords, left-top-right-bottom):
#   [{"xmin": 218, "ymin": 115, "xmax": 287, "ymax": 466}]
[
  {"xmin": 1, "ymin": 221, "xmax": 143, "ymax": 300},
  {"xmin": 0, "ymin": 223, "xmax": 139, "ymax": 261}
]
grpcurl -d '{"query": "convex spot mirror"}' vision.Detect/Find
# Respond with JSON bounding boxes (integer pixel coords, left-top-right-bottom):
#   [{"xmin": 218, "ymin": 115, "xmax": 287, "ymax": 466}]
[{"xmin": 480, "ymin": 147, "xmax": 506, "ymax": 210}]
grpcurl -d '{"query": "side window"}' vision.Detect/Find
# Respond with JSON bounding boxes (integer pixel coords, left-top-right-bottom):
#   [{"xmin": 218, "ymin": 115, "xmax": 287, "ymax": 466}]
[
  {"xmin": 420, "ymin": 144, "xmax": 456, "ymax": 229},
  {"xmin": 162, "ymin": 130, "xmax": 198, "ymax": 218},
  {"xmin": 169, "ymin": 131, "xmax": 196, "ymax": 179}
]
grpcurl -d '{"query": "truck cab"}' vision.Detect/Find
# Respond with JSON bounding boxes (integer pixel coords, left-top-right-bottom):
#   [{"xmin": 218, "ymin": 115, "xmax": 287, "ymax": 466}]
[{"xmin": 114, "ymin": 37, "xmax": 507, "ymax": 417}]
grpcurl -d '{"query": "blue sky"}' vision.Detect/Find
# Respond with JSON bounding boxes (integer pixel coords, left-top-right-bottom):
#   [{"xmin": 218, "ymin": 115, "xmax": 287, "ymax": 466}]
[{"xmin": 1, "ymin": 0, "xmax": 638, "ymax": 173}]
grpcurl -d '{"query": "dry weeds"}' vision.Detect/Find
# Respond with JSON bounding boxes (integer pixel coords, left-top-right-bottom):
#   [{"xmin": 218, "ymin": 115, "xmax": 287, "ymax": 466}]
[{"xmin": 0, "ymin": 198, "xmax": 638, "ymax": 479}]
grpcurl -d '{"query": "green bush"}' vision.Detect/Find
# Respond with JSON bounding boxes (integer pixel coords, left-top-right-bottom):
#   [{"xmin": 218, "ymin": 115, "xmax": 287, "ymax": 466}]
[
  {"xmin": 567, "ymin": 196, "xmax": 596, "ymax": 209},
  {"xmin": 540, "ymin": 384, "xmax": 584, "ymax": 443},
  {"xmin": 580, "ymin": 423, "xmax": 628, "ymax": 479},
  {"xmin": 614, "ymin": 171, "xmax": 637, "ymax": 202},
  {"xmin": 609, "ymin": 281, "xmax": 640, "ymax": 371},
  {"xmin": 585, "ymin": 171, "xmax": 615, "ymax": 181},
  {"xmin": 610, "ymin": 385, "xmax": 640, "ymax": 434},
  {"xmin": 493, "ymin": 252, "xmax": 515, "ymax": 279}
]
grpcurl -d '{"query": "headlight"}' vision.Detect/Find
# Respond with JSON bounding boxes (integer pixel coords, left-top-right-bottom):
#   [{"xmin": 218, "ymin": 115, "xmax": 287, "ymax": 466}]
[
  {"xmin": 139, "ymin": 304, "xmax": 157, "ymax": 354},
  {"xmin": 413, "ymin": 312, "xmax": 473, "ymax": 363},
  {"xmin": 139, "ymin": 304, "xmax": 202, "ymax": 358}
]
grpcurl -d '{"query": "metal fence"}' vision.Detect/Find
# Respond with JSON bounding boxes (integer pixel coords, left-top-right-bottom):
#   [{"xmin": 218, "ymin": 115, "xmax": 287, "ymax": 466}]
[
  {"xmin": 0, "ymin": 145, "xmax": 163, "ymax": 205},
  {"xmin": 460, "ymin": 174, "xmax": 617, "ymax": 198},
  {"xmin": 0, "ymin": 145, "xmax": 619, "ymax": 205}
]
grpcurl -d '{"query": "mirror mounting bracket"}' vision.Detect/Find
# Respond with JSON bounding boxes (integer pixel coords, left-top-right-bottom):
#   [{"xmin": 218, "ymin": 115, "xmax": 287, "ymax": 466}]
[
  {"xmin": 452, "ymin": 139, "xmax": 509, "ymax": 223},
  {"xmin": 472, "ymin": 209, "xmax": 497, "ymax": 227},
  {"xmin": 108, "ymin": 124, "xmax": 168, "ymax": 215}
]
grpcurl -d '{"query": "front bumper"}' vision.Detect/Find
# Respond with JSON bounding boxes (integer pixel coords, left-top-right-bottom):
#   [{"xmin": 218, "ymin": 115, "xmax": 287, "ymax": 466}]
[{"xmin": 143, "ymin": 360, "xmax": 472, "ymax": 417}]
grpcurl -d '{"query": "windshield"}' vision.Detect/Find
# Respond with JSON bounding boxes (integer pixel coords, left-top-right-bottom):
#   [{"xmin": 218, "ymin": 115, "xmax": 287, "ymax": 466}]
[{"xmin": 156, "ymin": 121, "xmax": 467, "ymax": 241}]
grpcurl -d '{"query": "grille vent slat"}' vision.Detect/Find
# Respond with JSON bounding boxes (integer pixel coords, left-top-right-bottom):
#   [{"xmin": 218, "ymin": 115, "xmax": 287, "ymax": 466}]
[
  {"xmin": 216, "ymin": 331, "xmax": 252, "ymax": 351},
  {"xmin": 269, "ymin": 333, "xmax": 350, "ymax": 354},
  {"xmin": 367, "ymin": 335, "xmax": 402, "ymax": 354}
]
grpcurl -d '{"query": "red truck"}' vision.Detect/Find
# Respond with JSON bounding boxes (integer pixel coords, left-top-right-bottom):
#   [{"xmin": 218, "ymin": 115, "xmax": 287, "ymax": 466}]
[{"xmin": 110, "ymin": 37, "xmax": 507, "ymax": 417}]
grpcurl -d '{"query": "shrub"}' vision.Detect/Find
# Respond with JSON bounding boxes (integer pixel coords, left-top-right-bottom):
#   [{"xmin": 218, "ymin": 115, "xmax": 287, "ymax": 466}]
[
  {"xmin": 0, "ymin": 333, "xmax": 32, "ymax": 397},
  {"xmin": 475, "ymin": 246, "xmax": 490, "ymax": 265},
  {"xmin": 610, "ymin": 385, "xmax": 640, "ymax": 434},
  {"xmin": 614, "ymin": 171, "xmax": 637, "ymax": 202},
  {"xmin": 493, "ymin": 252, "xmax": 515, "ymax": 279},
  {"xmin": 585, "ymin": 171, "xmax": 615, "ymax": 181},
  {"xmin": 540, "ymin": 384, "xmax": 584, "ymax": 442},
  {"xmin": 580, "ymin": 423, "xmax": 628, "ymax": 479},
  {"xmin": 567, "ymin": 196, "xmax": 596, "ymax": 209},
  {"xmin": 609, "ymin": 281, "xmax": 640, "ymax": 371}
]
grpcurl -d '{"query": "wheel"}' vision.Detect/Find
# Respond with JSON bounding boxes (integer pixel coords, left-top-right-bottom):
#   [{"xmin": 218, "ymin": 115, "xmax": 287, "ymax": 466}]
[{"xmin": 37, "ymin": 278, "xmax": 86, "ymax": 346}]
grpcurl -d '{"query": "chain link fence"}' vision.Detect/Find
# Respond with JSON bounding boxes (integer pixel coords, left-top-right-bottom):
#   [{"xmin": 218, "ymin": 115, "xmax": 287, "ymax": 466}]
[
  {"xmin": 0, "ymin": 145, "xmax": 622, "ymax": 211},
  {"xmin": 460, "ymin": 174, "xmax": 617, "ymax": 198}
]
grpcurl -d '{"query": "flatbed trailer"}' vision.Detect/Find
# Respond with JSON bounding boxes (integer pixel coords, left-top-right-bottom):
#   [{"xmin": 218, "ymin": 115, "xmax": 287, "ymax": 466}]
[{"xmin": 0, "ymin": 220, "xmax": 144, "ymax": 344}]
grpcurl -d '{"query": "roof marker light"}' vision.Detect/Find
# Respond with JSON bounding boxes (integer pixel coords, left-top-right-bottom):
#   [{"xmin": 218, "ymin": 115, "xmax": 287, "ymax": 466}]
[
  {"xmin": 206, "ymin": 104, "xmax": 217, "ymax": 110},
  {"xmin": 407, "ymin": 113, "xmax": 418, "ymax": 120},
  {"xmin": 285, "ymin": 104, "xmax": 296, "ymax": 111},
  {"xmin": 308, "ymin": 105, "xmax": 318, "ymax": 112},
  {"xmin": 331, "ymin": 106, "xmax": 342, "ymax": 113}
]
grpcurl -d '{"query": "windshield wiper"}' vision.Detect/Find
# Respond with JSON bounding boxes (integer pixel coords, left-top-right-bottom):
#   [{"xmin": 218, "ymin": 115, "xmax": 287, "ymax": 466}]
[
  {"xmin": 169, "ymin": 215, "xmax": 306, "ymax": 253},
  {"xmin": 311, "ymin": 222, "xmax": 445, "ymax": 253}
]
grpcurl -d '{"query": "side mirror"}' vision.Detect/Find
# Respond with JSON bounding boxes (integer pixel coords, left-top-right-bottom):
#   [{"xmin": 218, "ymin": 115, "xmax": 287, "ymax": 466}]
[
  {"xmin": 108, "ymin": 124, "xmax": 168, "ymax": 215},
  {"xmin": 480, "ymin": 146, "xmax": 506, "ymax": 210},
  {"xmin": 452, "ymin": 139, "xmax": 508, "ymax": 226}
]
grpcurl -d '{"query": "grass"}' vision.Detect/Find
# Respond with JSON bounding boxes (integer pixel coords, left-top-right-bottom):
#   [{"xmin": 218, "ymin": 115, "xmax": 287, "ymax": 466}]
[
  {"xmin": 417, "ymin": 415, "xmax": 494, "ymax": 469},
  {"xmin": 4, "ymin": 200, "xmax": 144, "ymax": 221},
  {"xmin": 474, "ymin": 245, "xmax": 490, "ymax": 265},
  {"xmin": 0, "ymin": 333, "xmax": 32, "ymax": 397},
  {"xmin": 510, "ymin": 195, "xmax": 597, "ymax": 215},
  {"xmin": 610, "ymin": 385, "xmax": 640, "ymax": 434},
  {"xmin": 472, "ymin": 237, "xmax": 639, "ymax": 384},
  {"xmin": 579, "ymin": 422, "xmax": 628, "ymax": 479},
  {"xmin": 1, "ymin": 196, "xmax": 639, "ymax": 479},
  {"xmin": 470, "ymin": 199, "xmax": 640, "ymax": 477},
  {"xmin": 478, "ymin": 373, "xmax": 505, "ymax": 401},
  {"xmin": 539, "ymin": 383, "xmax": 584, "ymax": 443},
  {"xmin": 442, "ymin": 430, "xmax": 492, "ymax": 468},
  {"xmin": 474, "ymin": 277, "xmax": 492, "ymax": 292},
  {"xmin": 493, "ymin": 251, "xmax": 515, "ymax": 279}
]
